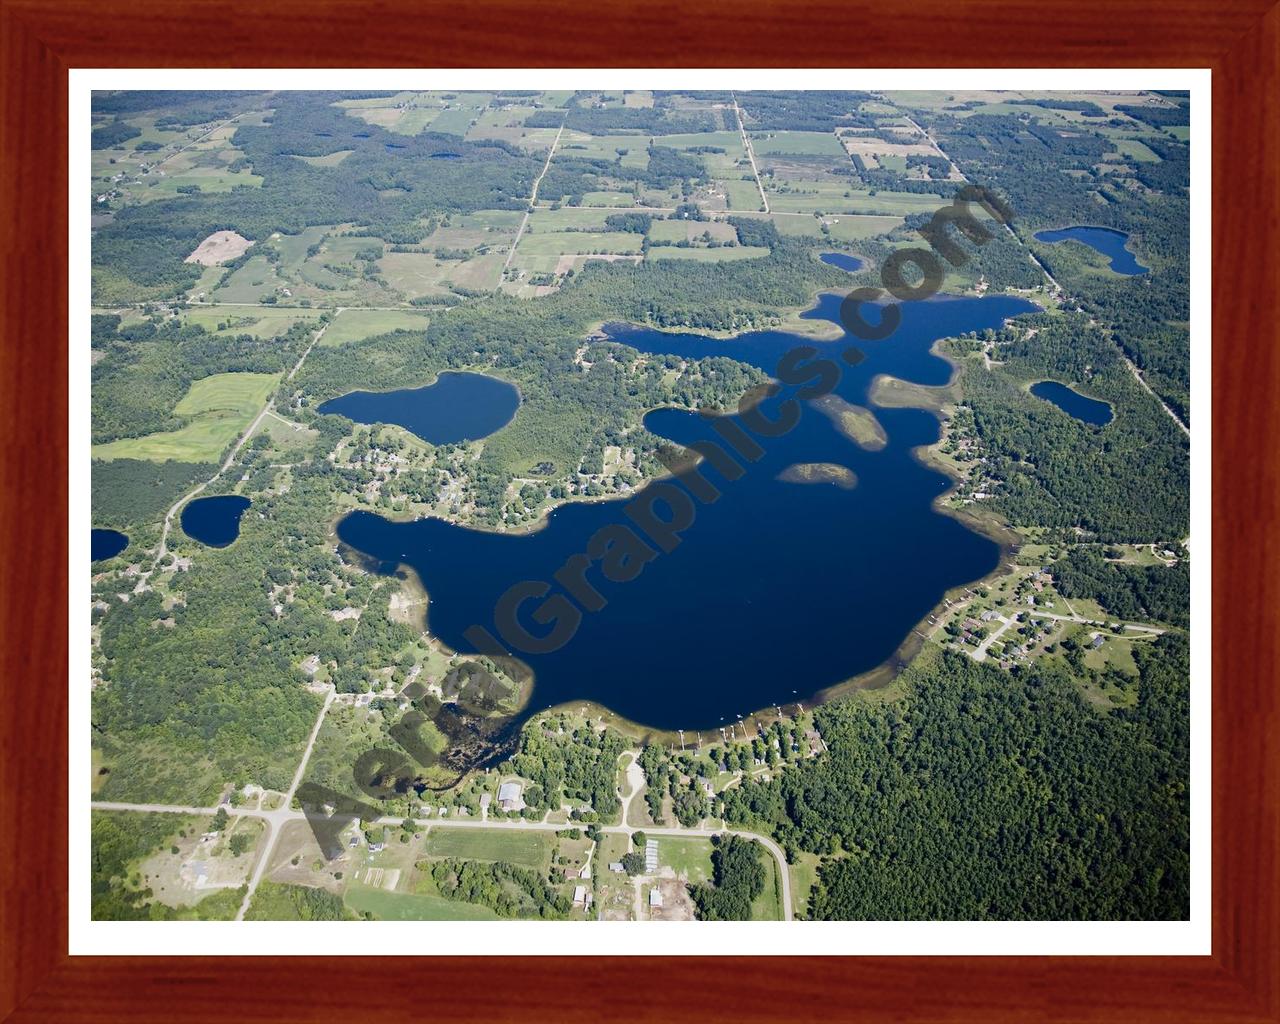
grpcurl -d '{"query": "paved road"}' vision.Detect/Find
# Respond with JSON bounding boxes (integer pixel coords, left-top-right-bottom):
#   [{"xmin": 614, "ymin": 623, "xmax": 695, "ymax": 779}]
[
  {"xmin": 972, "ymin": 616, "xmax": 1013, "ymax": 662},
  {"xmin": 234, "ymin": 687, "xmax": 336, "ymax": 920},
  {"xmin": 93, "ymin": 760, "xmax": 796, "ymax": 922}
]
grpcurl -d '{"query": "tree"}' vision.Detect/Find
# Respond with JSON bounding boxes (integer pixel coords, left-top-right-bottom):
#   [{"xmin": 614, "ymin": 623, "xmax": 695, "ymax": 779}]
[
  {"xmin": 229, "ymin": 833, "xmax": 250, "ymax": 857},
  {"xmin": 621, "ymin": 852, "xmax": 646, "ymax": 876}
]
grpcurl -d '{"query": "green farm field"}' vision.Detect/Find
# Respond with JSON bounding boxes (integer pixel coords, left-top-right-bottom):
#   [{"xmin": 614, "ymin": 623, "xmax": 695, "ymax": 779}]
[
  {"xmin": 646, "ymin": 220, "xmax": 737, "ymax": 244},
  {"xmin": 750, "ymin": 131, "xmax": 847, "ymax": 158},
  {"xmin": 92, "ymin": 372, "xmax": 279, "ymax": 462},
  {"xmin": 319, "ymin": 310, "xmax": 433, "ymax": 347},
  {"xmin": 517, "ymin": 231, "xmax": 643, "ymax": 256},
  {"xmin": 181, "ymin": 306, "xmax": 320, "ymax": 339}
]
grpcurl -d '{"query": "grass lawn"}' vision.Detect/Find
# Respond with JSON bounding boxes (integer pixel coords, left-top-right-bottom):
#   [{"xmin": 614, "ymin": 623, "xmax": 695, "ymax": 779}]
[
  {"xmin": 750, "ymin": 131, "xmax": 847, "ymax": 158},
  {"xmin": 292, "ymin": 150, "xmax": 354, "ymax": 167},
  {"xmin": 646, "ymin": 220, "xmax": 736, "ymax": 244},
  {"xmin": 823, "ymin": 214, "xmax": 904, "ymax": 241},
  {"xmin": 1113, "ymin": 138, "xmax": 1161, "ymax": 163},
  {"xmin": 655, "ymin": 836, "xmax": 714, "ymax": 883},
  {"xmin": 580, "ymin": 191, "xmax": 635, "ymax": 207},
  {"xmin": 526, "ymin": 207, "xmax": 612, "ymax": 231},
  {"xmin": 319, "ymin": 310, "xmax": 432, "ymax": 347},
  {"xmin": 518, "ymin": 231, "xmax": 643, "ymax": 256},
  {"xmin": 768, "ymin": 185, "xmax": 945, "ymax": 216},
  {"xmin": 345, "ymin": 884, "xmax": 498, "ymax": 921},
  {"xmin": 92, "ymin": 371, "xmax": 279, "ymax": 462},
  {"xmin": 751, "ymin": 849, "xmax": 784, "ymax": 921},
  {"xmin": 421, "ymin": 828, "xmax": 552, "ymax": 870},
  {"xmin": 721, "ymin": 179, "xmax": 765, "ymax": 212},
  {"xmin": 181, "ymin": 306, "xmax": 320, "ymax": 339},
  {"xmin": 788, "ymin": 850, "xmax": 824, "ymax": 918},
  {"xmin": 645, "ymin": 246, "xmax": 770, "ymax": 263}
]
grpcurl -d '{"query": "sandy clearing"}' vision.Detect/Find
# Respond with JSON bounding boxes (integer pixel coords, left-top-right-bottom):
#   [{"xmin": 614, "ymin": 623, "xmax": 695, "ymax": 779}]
[{"xmin": 186, "ymin": 230, "xmax": 254, "ymax": 266}]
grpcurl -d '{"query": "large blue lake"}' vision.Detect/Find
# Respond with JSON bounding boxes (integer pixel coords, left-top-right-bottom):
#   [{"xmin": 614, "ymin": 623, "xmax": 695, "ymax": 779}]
[
  {"xmin": 1034, "ymin": 226, "xmax": 1149, "ymax": 276},
  {"xmin": 318, "ymin": 371, "xmax": 520, "ymax": 445},
  {"xmin": 337, "ymin": 287, "xmax": 1037, "ymax": 730}
]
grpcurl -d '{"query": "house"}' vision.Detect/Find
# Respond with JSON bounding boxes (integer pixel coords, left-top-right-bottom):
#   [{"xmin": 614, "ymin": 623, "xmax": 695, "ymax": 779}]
[
  {"xmin": 497, "ymin": 781, "xmax": 524, "ymax": 812},
  {"xmin": 572, "ymin": 885, "xmax": 587, "ymax": 906},
  {"xmin": 579, "ymin": 864, "xmax": 591, "ymax": 880},
  {"xmin": 1090, "ymin": 633, "xmax": 1106, "ymax": 649},
  {"xmin": 648, "ymin": 889, "xmax": 663, "ymax": 908},
  {"xmin": 608, "ymin": 862, "xmax": 625, "ymax": 873}
]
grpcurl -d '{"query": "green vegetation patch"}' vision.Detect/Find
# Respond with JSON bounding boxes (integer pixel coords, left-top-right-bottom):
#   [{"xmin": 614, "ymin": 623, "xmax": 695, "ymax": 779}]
[
  {"xmin": 750, "ymin": 131, "xmax": 847, "ymax": 158},
  {"xmin": 345, "ymin": 883, "xmax": 499, "ymax": 920},
  {"xmin": 420, "ymin": 828, "xmax": 552, "ymax": 870},
  {"xmin": 92, "ymin": 372, "xmax": 279, "ymax": 463},
  {"xmin": 246, "ymin": 881, "xmax": 354, "ymax": 920},
  {"xmin": 319, "ymin": 309, "xmax": 433, "ymax": 347},
  {"xmin": 645, "ymin": 246, "xmax": 770, "ymax": 263}
]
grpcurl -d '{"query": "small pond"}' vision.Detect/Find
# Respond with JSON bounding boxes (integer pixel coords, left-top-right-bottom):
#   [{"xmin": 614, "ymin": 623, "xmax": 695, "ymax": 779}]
[
  {"xmin": 181, "ymin": 495, "xmax": 252, "ymax": 548},
  {"xmin": 1030, "ymin": 380, "xmax": 1114, "ymax": 425},
  {"xmin": 820, "ymin": 252, "xmax": 865, "ymax": 273},
  {"xmin": 91, "ymin": 528, "xmax": 128, "ymax": 562}
]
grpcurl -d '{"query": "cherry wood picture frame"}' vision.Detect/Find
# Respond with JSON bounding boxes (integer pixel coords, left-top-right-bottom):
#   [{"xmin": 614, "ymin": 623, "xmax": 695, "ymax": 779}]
[{"xmin": 2, "ymin": 1, "xmax": 1276, "ymax": 1020}]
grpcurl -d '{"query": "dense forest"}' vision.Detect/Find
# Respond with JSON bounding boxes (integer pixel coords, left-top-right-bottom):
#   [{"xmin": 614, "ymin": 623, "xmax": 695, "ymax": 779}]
[
  {"xmin": 919, "ymin": 106, "xmax": 1191, "ymax": 417},
  {"xmin": 721, "ymin": 639, "xmax": 1190, "ymax": 920},
  {"xmin": 91, "ymin": 457, "xmax": 216, "ymax": 529},
  {"xmin": 953, "ymin": 312, "xmax": 1189, "ymax": 542},
  {"xmin": 507, "ymin": 720, "xmax": 626, "ymax": 821},
  {"xmin": 688, "ymin": 834, "xmax": 767, "ymax": 920},
  {"xmin": 426, "ymin": 858, "xmax": 570, "ymax": 918},
  {"xmin": 1051, "ymin": 548, "xmax": 1190, "ymax": 627}
]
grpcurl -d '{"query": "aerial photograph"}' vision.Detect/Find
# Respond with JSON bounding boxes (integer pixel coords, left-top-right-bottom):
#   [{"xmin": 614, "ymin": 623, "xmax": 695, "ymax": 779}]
[{"xmin": 88, "ymin": 87, "xmax": 1191, "ymax": 924}]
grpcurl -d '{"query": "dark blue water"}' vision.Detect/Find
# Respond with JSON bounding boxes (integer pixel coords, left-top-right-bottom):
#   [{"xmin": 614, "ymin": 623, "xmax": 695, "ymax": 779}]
[
  {"xmin": 336, "ymin": 292, "xmax": 1036, "ymax": 730},
  {"xmin": 1034, "ymin": 226, "xmax": 1148, "ymax": 276},
  {"xmin": 820, "ymin": 252, "xmax": 865, "ymax": 273},
  {"xmin": 318, "ymin": 371, "xmax": 520, "ymax": 445},
  {"xmin": 1030, "ymin": 380, "xmax": 1114, "ymax": 425},
  {"xmin": 430, "ymin": 152, "xmax": 461, "ymax": 160},
  {"xmin": 92, "ymin": 528, "xmax": 128, "ymax": 562},
  {"xmin": 181, "ymin": 495, "xmax": 251, "ymax": 548}
]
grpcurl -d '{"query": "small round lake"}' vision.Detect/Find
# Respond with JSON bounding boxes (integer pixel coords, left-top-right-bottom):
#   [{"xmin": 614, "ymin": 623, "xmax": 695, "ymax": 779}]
[
  {"xmin": 1030, "ymin": 380, "xmax": 1114, "ymax": 425},
  {"xmin": 181, "ymin": 495, "xmax": 252, "ymax": 548},
  {"xmin": 820, "ymin": 252, "xmax": 865, "ymax": 273},
  {"xmin": 318, "ymin": 371, "xmax": 520, "ymax": 444},
  {"xmin": 1034, "ymin": 226, "xmax": 1148, "ymax": 276},
  {"xmin": 92, "ymin": 528, "xmax": 128, "ymax": 562}
]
